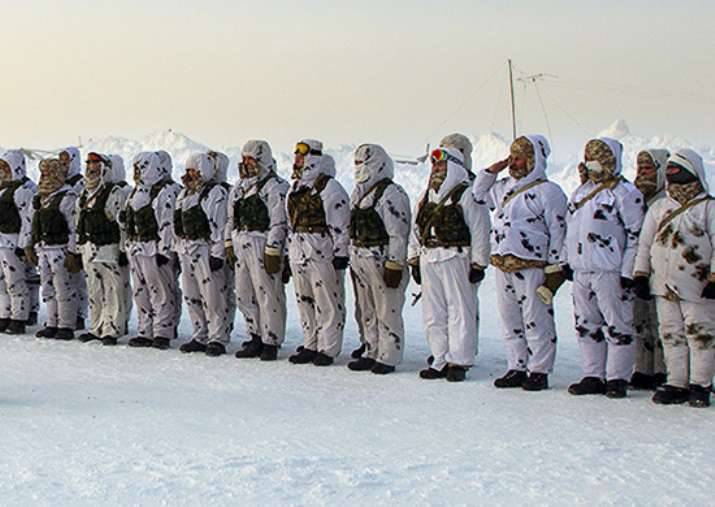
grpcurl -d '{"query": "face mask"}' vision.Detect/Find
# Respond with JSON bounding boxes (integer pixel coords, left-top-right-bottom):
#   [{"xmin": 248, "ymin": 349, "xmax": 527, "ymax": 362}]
[
  {"xmin": 354, "ymin": 164, "xmax": 370, "ymax": 184},
  {"xmin": 585, "ymin": 160, "xmax": 604, "ymax": 174},
  {"xmin": 666, "ymin": 167, "xmax": 698, "ymax": 185}
]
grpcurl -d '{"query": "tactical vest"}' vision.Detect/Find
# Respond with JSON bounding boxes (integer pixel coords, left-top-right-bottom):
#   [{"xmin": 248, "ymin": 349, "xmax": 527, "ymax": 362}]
[
  {"xmin": 350, "ymin": 178, "xmax": 392, "ymax": 248},
  {"xmin": 287, "ymin": 173, "xmax": 331, "ymax": 233},
  {"xmin": 77, "ymin": 183, "xmax": 120, "ymax": 246},
  {"xmin": 0, "ymin": 178, "xmax": 28, "ymax": 234},
  {"xmin": 31, "ymin": 192, "xmax": 70, "ymax": 246},
  {"xmin": 415, "ymin": 183, "xmax": 471, "ymax": 248},
  {"xmin": 234, "ymin": 173, "xmax": 274, "ymax": 233},
  {"xmin": 125, "ymin": 179, "xmax": 172, "ymax": 242},
  {"xmin": 174, "ymin": 183, "xmax": 216, "ymax": 241}
]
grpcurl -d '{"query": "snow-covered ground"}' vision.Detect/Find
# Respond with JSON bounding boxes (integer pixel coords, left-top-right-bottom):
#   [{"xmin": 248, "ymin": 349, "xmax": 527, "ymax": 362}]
[
  {"xmin": 2, "ymin": 122, "xmax": 714, "ymax": 505},
  {"xmin": 1, "ymin": 274, "xmax": 713, "ymax": 506}
]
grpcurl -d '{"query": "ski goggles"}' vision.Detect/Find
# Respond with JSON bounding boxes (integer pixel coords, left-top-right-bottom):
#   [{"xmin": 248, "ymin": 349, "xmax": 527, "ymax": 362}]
[
  {"xmin": 294, "ymin": 142, "xmax": 322, "ymax": 156},
  {"xmin": 430, "ymin": 148, "xmax": 464, "ymax": 167}
]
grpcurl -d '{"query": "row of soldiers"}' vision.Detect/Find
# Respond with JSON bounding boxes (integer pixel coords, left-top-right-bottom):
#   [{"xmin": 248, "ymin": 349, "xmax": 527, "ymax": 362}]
[{"xmin": 0, "ymin": 134, "xmax": 712, "ymax": 407}]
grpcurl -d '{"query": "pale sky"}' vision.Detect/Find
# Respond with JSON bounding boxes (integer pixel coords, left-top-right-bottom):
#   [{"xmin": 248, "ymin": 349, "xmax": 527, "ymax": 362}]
[{"xmin": 1, "ymin": 0, "xmax": 714, "ymax": 157}]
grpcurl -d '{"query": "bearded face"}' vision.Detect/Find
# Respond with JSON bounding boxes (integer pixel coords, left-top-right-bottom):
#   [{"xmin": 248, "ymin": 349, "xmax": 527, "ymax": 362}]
[
  {"xmin": 509, "ymin": 137, "xmax": 535, "ymax": 179},
  {"xmin": 182, "ymin": 167, "xmax": 202, "ymax": 192},
  {"xmin": 240, "ymin": 156, "xmax": 260, "ymax": 179},
  {"xmin": 429, "ymin": 160, "xmax": 448, "ymax": 191}
]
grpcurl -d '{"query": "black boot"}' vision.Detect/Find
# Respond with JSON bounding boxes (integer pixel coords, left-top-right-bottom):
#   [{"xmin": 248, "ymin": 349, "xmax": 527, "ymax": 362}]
[
  {"xmin": 128, "ymin": 336, "xmax": 154, "ymax": 348},
  {"xmin": 54, "ymin": 328, "xmax": 75, "ymax": 341},
  {"xmin": 234, "ymin": 334, "xmax": 263, "ymax": 358},
  {"xmin": 78, "ymin": 333, "xmax": 99, "ymax": 343},
  {"xmin": 76, "ymin": 317, "xmax": 85, "ymax": 330},
  {"xmin": 152, "ymin": 337, "xmax": 171, "ymax": 350},
  {"xmin": 101, "ymin": 336, "xmax": 118, "ymax": 346},
  {"xmin": 26, "ymin": 311, "xmax": 38, "ymax": 327},
  {"xmin": 312, "ymin": 352, "xmax": 334, "ymax": 366},
  {"xmin": 494, "ymin": 369, "xmax": 527, "ymax": 388},
  {"xmin": 522, "ymin": 372, "xmax": 549, "ymax": 391},
  {"xmin": 688, "ymin": 384, "xmax": 711, "ymax": 408},
  {"xmin": 568, "ymin": 377, "xmax": 606, "ymax": 396},
  {"xmin": 653, "ymin": 373, "xmax": 667, "ymax": 387},
  {"xmin": 652, "ymin": 384, "xmax": 689, "ymax": 405},
  {"xmin": 419, "ymin": 367, "xmax": 447, "ymax": 380},
  {"xmin": 180, "ymin": 340, "xmax": 208, "ymax": 354},
  {"xmin": 206, "ymin": 342, "xmax": 226, "ymax": 357},
  {"xmin": 630, "ymin": 372, "xmax": 655, "ymax": 390},
  {"xmin": 0, "ymin": 318, "xmax": 10, "ymax": 333},
  {"xmin": 348, "ymin": 357, "xmax": 376, "ymax": 371},
  {"xmin": 606, "ymin": 379, "xmax": 628, "ymax": 399},
  {"xmin": 350, "ymin": 343, "xmax": 366, "ymax": 359},
  {"xmin": 446, "ymin": 365, "xmax": 467, "ymax": 382},
  {"xmin": 36, "ymin": 326, "xmax": 58, "ymax": 338},
  {"xmin": 289, "ymin": 347, "xmax": 316, "ymax": 364},
  {"xmin": 5, "ymin": 320, "xmax": 26, "ymax": 335},
  {"xmin": 371, "ymin": 362, "xmax": 395, "ymax": 375},
  {"xmin": 259, "ymin": 344, "xmax": 278, "ymax": 361}
]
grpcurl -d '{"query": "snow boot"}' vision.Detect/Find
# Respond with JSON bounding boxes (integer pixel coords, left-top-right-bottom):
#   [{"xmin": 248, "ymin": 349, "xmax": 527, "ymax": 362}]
[
  {"xmin": 522, "ymin": 373, "xmax": 549, "ymax": 391},
  {"xmin": 494, "ymin": 369, "xmax": 527, "ymax": 388},
  {"xmin": 128, "ymin": 336, "xmax": 154, "ymax": 348},
  {"xmin": 54, "ymin": 328, "xmax": 74, "ymax": 341},
  {"xmin": 5, "ymin": 320, "xmax": 26, "ymax": 335},
  {"xmin": 348, "ymin": 357, "xmax": 376, "ymax": 371},
  {"xmin": 75, "ymin": 317, "xmax": 85, "ymax": 330},
  {"xmin": 371, "ymin": 362, "xmax": 395, "ymax": 375},
  {"xmin": 0, "ymin": 318, "xmax": 10, "ymax": 333},
  {"xmin": 630, "ymin": 372, "xmax": 655, "ymax": 390},
  {"xmin": 152, "ymin": 337, "xmax": 171, "ymax": 350},
  {"xmin": 652, "ymin": 384, "xmax": 689, "ymax": 405},
  {"xmin": 312, "ymin": 352, "xmax": 334, "ymax": 366},
  {"xmin": 259, "ymin": 344, "xmax": 278, "ymax": 361},
  {"xmin": 606, "ymin": 379, "xmax": 628, "ymax": 399},
  {"xmin": 36, "ymin": 326, "xmax": 58, "ymax": 338},
  {"xmin": 419, "ymin": 367, "xmax": 447, "ymax": 380},
  {"xmin": 180, "ymin": 339, "xmax": 208, "ymax": 354},
  {"xmin": 446, "ymin": 365, "xmax": 467, "ymax": 382},
  {"xmin": 289, "ymin": 347, "xmax": 316, "ymax": 364},
  {"xmin": 568, "ymin": 377, "xmax": 606, "ymax": 396},
  {"xmin": 234, "ymin": 334, "xmax": 263, "ymax": 358},
  {"xmin": 78, "ymin": 332, "xmax": 99, "ymax": 343},
  {"xmin": 205, "ymin": 342, "xmax": 226, "ymax": 357},
  {"xmin": 688, "ymin": 384, "xmax": 711, "ymax": 408},
  {"xmin": 26, "ymin": 311, "xmax": 38, "ymax": 326},
  {"xmin": 101, "ymin": 336, "xmax": 118, "ymax": 346},
  {"xmin": 653, "ymin": 373, "xmax": 667, "ymax": 387},
  {"xmin": 351, "ymin": 343, "xmax": 366, "ymax": 359}
]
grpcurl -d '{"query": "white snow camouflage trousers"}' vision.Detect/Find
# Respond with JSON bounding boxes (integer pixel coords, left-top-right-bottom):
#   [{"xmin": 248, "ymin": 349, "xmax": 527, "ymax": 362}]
[
  {"xmin": 350, "ymin": 254, "xmax": 407, "ymax": 367},
  {"xmin": 38, "ymin": 248, "xmax": 80, "ymax": 329},
  {"xmin": 495, "ymin": 267, "xmax": 557, "ymax": 374},
  {"xmin": 655, "ymin": 296, "xmax": 715, "ymax": 388},
  {"xmin": 633, "ymin": 296, "xmax": 665, "ymax": 376},
  {"xmin": 0, "ymin": 248, "xmax": 29, "ymax": 321},
  {"xmin": 130, "ymin": 254, "xmax": 180, "ymax": 340},
  {"xmin": 421, "ymin": 256, "xmax": 479, "ymax": 371},
  {"xmin": 26, "ymin": 265, "xmax": 40, "ymax": 315},
  {"xmin": 572, "ymin": 271, "xmax": 636, "ymax": 381},
  {"xmin": 86, "ymin": 261, "xmax": 127, "ymax": 338},
  {"xmin": 180, "ymin": 252, "xmax": 229, "ymax": 345},
  {"xmin": 234, "ymin": 237, "xmax": 286, "ymax": 346},
  {"xmin": 291, "ymin": 259, "xmax": 346, "ymax": 358}
]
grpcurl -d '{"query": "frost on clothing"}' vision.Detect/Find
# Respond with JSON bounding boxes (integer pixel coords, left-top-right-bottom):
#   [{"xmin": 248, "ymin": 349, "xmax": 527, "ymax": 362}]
[
  {"xmin": 408, "ymin": 147, "xmax": 491, "ymax": 372},
  {"xmin": 474, "ymin": 135, "xmax": 567, "ymax": 374},
  {"xmin": 286, "ymin": 142, "xmax": 350, "ymax": 358},
  {"xmin": 174, "ymin": 153, "xmax": 229, "ymax": 345},
  {"xmin": 126, "ymin": 152, "xmax": 181, "ymax": 340},
  {"xmin": 633, "ymin": 149, "xmax": 715, "ymax": 388},
  {"xmin": 0, "ymin": 150, "xmax": 35, "ymax": 321},
  {"xmin": 225, "ymin": 140, "xmax": 289, "ymax": 346},
  {"xmin": 350, "ymin": 144, "xmax": 411, "ymax": 366},
  {"xmin": 564, "ymin": 137, "xmax": 644, "ymax": 382}
]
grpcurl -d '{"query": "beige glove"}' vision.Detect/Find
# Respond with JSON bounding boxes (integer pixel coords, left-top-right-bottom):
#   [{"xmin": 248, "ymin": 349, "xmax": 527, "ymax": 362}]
[{"xmin": 264, "ymin": 246, "xmax": 282, "ymax": 275}]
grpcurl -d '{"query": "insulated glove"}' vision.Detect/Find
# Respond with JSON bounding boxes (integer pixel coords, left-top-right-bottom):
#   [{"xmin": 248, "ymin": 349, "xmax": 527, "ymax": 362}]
[
  {"xmin": 701, "ymin": 281, "xmax": 715, "ymax": 300},
  {"xmin": 118, "ymin": 252, "xmax": 129, "ymax": 267},
  {"xmin": 225, "ymin": 244, "xmax": 237, "ymax": 266},
  {"xmin": 64, "ymin": 253, "xmax": 83, "ymax": 274},
  {"xmin": 620, "ymin": 277, "xmax": 634, "ymax": 290},
  {"xmin": 156, "ymin": 254, "xmax": 169, "ymax": 267},
  {"xmin": 410, "ymin": 264, "xmax": 421, "ymax": 285},
  {"xmin": 562, "ymin": 264, "xmax": 574, "ymax": 281},
  {"xmin": 209, "ymin": 256, "xmax": 224, "ymax": 272},
  {"xmin": 469, "ymin": 266, "xmax": 485, "ymax": 284},
  {"xmin": 332, "ymin": 256, "xmax": 349, "ymax": 271},
  {"xmin": 281, "ymin": 258, "xmax": 292, "ymax": 284},
  {"xmin": 633, "ymin": 276, "xmax": 652, "ymax": 300},
  {"xmin": 383, "ymin": 260, "xmax": 403, "ymax": 289},
  {"xmin": 14, "ymin": 248, "xmax": 26, "ymax": 262},
  {"xmin": 264, "ymin": 247, "xmax": 282, "ymax": 275},
  {"xmin": 24, "ymin": 246, "xmax": 38, "ymax": 267}
]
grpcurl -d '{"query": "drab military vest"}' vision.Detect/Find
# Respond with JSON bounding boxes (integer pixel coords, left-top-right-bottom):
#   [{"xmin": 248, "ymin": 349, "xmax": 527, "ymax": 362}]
[
  {"xmin": 125, "ymin": 179, "xmax": 172, "ymax": 242},
  {"xmin": 350, "ymin": 178, "xmax": 392, "ymax": 248},
  {"xmin": 415, "ymin": 183, "xmax": 471, "ymax": 248},
  {"xmin": 174, "ymin": 183, "xmax": 216, "ymax": 241},
  {"xmin": 32, "ymin": 192, "xmax": 69, "ymax": 246},
  {"xmin": 287, "ymin": 173, "xmax": 331, "ymax": 233},
  {"xmin": 0, "ymin": 178, "xmax": 28, "ymax": 234},
  {"xmin": 77, "ymin": 183, "xmax": 120, "ymax": 246},
  {"xmin": 234, "ymin": 173, "xmax": 275, "ymax": 233}
]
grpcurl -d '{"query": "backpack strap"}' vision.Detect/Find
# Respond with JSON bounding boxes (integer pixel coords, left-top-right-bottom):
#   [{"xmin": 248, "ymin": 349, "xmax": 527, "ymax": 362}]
[
  {"xmin": 657, "ymin": 196, "xmax": 713, "ymax": 233},
  {"xmin": 501, "ymin": 179, "xmax": 547, "ymax": 208}
]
